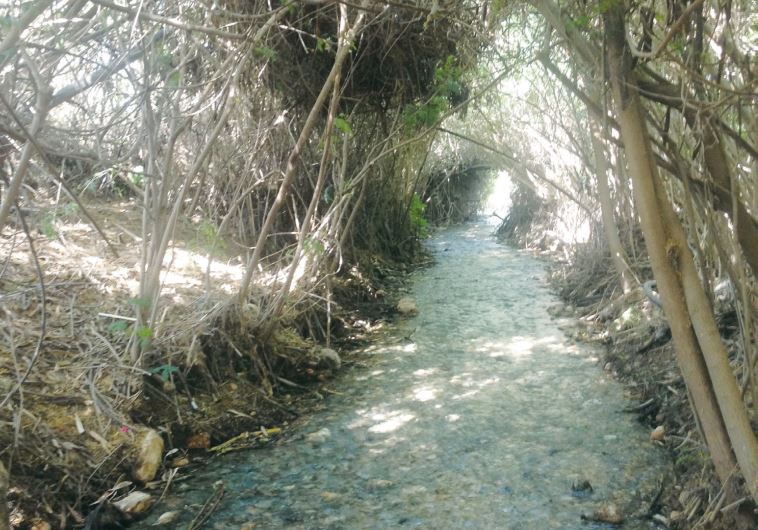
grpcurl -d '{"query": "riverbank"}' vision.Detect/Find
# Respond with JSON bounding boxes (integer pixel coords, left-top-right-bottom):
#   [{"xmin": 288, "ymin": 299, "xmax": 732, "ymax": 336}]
[
  {"xmin": 128, "ymin": 222, "xmax": 666, "ymax": 529},
  {"xmin": 0, "ymin": 199, "xmax": 423, "ymax": 529},
  {"xmin": 502, "ymin": 230, "xmax": 757, "ymax": 530}
]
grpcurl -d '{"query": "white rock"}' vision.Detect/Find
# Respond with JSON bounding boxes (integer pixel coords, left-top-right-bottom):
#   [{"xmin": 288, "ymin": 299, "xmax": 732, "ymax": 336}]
[
  {"xmin": 305, "ymin": 428, "xmax": 331, "ymax": 445},
  {"xmin": 153, "ymin": 511, "xmax": 181, "ymax": 525},
  {"xmin": 114, "ymin": 491, "xmax": 153, "ymax": 514},
  {"xmin": 315, "ymin": 347, "xmax": 341, "ymax": 370},
  {"xmin": 134, "ymin": 429, "xmax": 164, "ymax": 482},
  {"xmin": 397, "ymin": 297, "xmax": 418, "ymax": 316}
]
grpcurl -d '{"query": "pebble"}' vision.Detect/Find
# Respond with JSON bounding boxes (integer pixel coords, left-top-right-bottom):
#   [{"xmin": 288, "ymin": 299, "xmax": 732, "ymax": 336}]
[
  {"xmin": 396, "ymin": 297, "xmax": 419, "ymax": 316},
  {"xmin": 589, "ymin": 503, "xmax": 623, "ymax": 524},
  {"xmin": 321, "ymin": 491, "xmax": 341, "ymax": 503},
  {"xmin": 305, "ymin": 428, "xmax": 331, "ymax": 445},
  {"xmin": 366, "ymin": 479, "xmax": 394, "ymax": 491},
  {"xmin": 152, "ymin": 511, "xmax": 180, "ymax": 525},
  {"xmin": 650, "ymin": 425, "xmax": 665, "ymax": 442},
  {"xmin": 315, "ymin": 347, "xmax": 341, "ymax": 370},
  {"xmin": 114, "ymin": 491, "xmax": 153, "ymax": 514},
  {"xmin": 135, "ymin": 429, "xmax": 164, "ymax": 482}
]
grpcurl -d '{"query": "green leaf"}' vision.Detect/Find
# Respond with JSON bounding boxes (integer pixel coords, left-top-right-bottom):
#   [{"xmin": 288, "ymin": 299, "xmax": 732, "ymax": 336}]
[
  {"xmin": 149, "ymin": 364, "xmax": 179, "ymax": 382},
  {"xmin": 137, "ymin": 325, "xmax": 153, "ymax": 349},
  {"xmin": 315, "ymin": 37, "xmax": 329, "ymax": 52},
  {"xmin": 254, "ymin": 46, "xmax": 278, "ymax": 61},
  {"xmin": 334, "ymin": 116, "xmax": 352, "ymax": 135},
  {"xmin": 107, "ymin": 320, "xmax": 129, "ymax": 333},
  {"xmin": 303, "ymin": 236, "xmax": 325, "ymax": 256},
  {"xmin": 167, "ymin": 70, "xmax": 182, "ymax": 88},
  {"xmin": 40, "ymin": 215, "xmax": 57, "ymax": 239}
]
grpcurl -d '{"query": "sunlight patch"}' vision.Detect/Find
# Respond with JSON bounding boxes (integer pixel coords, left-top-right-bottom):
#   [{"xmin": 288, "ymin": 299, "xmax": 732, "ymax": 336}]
[
  {"xmin": 369, "ymin": 413, "xmax": 415, "ymax": 434},
  {"xmin": 412, "ymin": 386, "xmax": 437, "ymax": 402}
]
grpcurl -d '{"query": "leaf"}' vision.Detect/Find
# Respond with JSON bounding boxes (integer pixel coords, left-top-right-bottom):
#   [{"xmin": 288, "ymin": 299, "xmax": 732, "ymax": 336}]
[
  {"xmin": 149, "ymin": 364, "xmax": 179, "ymax": 382},
  {"xmin": 166, "ymin": 70, "xmax": 182, "ymax": 88},
  {"xmin": 255, "ymin": 46, "xmax": 277, "ymax": 61},
  {"xmin": 107, "ymin": 320, "xmax": 129, "ymax": 333},
  {"xmin": 315, "ymin": 37, "xmax": 329, "ymax": 52},
  {"xmin": 334, "ymin": 116, "xmax": 352, "ymax": 135}
]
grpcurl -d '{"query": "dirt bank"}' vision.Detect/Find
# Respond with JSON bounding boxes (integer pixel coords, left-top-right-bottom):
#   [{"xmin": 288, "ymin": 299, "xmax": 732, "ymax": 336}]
[
  {"xmin": 1, "ymin": 199, "xmax": 420, "ymax": 529},
  {"xmin": 542, "ymin": 244, "xmax": 756, "ymax": 529}
]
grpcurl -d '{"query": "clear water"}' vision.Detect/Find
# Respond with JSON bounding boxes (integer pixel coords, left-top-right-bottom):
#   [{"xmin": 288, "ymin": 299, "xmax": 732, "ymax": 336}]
[{"xmin": 138, "ymin": 222, "xmax": 665, "ymax": 529}]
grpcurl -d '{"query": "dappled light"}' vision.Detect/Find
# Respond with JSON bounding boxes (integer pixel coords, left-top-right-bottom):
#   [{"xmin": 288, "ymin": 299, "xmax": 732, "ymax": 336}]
[
  {"xmin": 132, "ymin": 223, "xmax": 666, "ymax": 529},
  {"xmin": 2, "ymin": 0, "xmax": 756, "ymax": 527}
]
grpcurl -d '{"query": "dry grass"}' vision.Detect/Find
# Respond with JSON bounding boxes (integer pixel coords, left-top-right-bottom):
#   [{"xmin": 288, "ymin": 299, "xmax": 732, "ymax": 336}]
[{"xmin": 0, "ymin": 198, "xmax": 326, "ymax": 526}]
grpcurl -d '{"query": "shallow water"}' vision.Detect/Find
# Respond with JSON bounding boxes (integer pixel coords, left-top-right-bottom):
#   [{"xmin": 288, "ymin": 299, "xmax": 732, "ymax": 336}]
[{"xmin": 139, "ymin": 222, "xmax": 665, "ymax": 529}]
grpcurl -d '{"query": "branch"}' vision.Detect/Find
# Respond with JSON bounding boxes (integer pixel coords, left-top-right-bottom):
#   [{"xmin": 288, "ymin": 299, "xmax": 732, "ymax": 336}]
[
  {"xmin": 0, "ymin": 91, "xmax": 119, "ymax": 256},
  {"xmin": 437, "ymin": 127, "xmax": 593, "ymax": 215},
  {"xmin": 92, "ymin": 0, "xmax": 250, "ymax": 40},
  {"xmin": 0, "ymin": 198, "xmax": 47, "ymax": 409},
  {"xmin": 50, "ymin": 29, "xmax": 166, "ymax": 108},
  {"xmin": 0, "ymin": 1, "xmax": 55, "ymax": 64}
]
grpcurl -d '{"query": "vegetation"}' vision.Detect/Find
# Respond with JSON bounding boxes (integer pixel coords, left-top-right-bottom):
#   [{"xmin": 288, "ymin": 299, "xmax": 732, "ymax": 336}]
[{"xmin": 0, "ymin": 0, "xmax": 756, "ymax": 528}]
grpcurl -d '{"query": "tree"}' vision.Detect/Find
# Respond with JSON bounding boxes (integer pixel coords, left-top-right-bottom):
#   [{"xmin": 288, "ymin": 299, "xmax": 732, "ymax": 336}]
[{"xmin": 603, "ymin": 0, "xmax": 758, "ymax": 502}]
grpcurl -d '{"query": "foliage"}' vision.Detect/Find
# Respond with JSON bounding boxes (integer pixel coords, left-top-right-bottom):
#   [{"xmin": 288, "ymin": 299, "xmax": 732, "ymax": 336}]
[
  {"xmin": 409, "ymin": 193, "xmax": 429, "ymax": 238},
  {"xmin": 403, "ymin": 55, "xmax": 466, "ymax": 131}
]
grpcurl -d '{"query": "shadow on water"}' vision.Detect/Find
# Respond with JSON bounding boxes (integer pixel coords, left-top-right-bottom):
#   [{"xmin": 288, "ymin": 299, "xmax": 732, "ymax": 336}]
[{"xmin": 136, "ymin": 222, "xmax": 666, "ymax": 529}]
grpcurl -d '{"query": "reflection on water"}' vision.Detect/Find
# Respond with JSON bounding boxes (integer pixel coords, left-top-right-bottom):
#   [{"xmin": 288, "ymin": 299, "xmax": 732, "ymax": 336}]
[{"xmin": 136, "ymin": 222, "xmax": 665, "ymax": 529}]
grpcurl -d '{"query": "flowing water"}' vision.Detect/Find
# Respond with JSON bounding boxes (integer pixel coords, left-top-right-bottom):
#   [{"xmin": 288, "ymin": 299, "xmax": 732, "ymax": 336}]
[{"xmin": 139, "ymin": 222, "xmax": 666, "ymax": 529}]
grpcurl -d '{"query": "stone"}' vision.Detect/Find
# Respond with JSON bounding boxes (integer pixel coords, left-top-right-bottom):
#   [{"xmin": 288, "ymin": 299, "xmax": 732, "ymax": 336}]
[
  {"xmin": 134, "ymin": 429, "xmax": 164, "ymax": 482},
  {"xmin": 315, "ymin": 347, "xmax": 341, "ymax": 370},
  {"xmin": 305, "ymin": 428, "xmax": 331, "ymax": 445},
  {"xmin": 588, "ymin": 503, "xmax": 623, "ymax": 525},
  {"xmin": 321, "ymin": 491, "xmax": 341, "ymax": 503},
  {"xmin": 153, "ymin": 511, "xmax": 181, "ymax": 525},
  {"xmin": 571, "ymin": 480, "xmax": 593, "ymax": 497},
  {"xmin": 397, "ymin": 297, "xmax": 418, "ymax": 316},
  {"xmin": 650, "ymin": 425, "xmax": 665, "ymax": 442},
  {"xmin": 367, "ymin": 479, "xmax": 393, "ymax": 491},
  {"xmin": 114, "ymin": 491, "xmax": 153, "ymax": 514}
]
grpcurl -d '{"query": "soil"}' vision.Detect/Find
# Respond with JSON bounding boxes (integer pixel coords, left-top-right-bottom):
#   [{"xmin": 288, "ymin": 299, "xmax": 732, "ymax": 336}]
[{"xmin": 0, "ymin": 198, "xmax": 416, "ymax": 529}]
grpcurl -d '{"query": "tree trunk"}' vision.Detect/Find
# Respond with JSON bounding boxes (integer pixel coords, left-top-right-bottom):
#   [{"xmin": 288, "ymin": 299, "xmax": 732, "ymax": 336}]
[
  {"xmin": 589, "ymin": 96, "xmax": 632, "ymax": 293},
  {"xmin": 0, "ymin": 460, "xmax": 8, "ymax": 530},
  {"xmin": 605, "ymin": 4, "xmax": 758, "ymax": 503}
]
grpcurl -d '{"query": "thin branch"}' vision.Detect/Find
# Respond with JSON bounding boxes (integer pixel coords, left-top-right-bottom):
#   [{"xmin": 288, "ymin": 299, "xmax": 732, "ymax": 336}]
[{"xmin": 0, "ymin": 202, "xmax": 47, "ymax": 409}]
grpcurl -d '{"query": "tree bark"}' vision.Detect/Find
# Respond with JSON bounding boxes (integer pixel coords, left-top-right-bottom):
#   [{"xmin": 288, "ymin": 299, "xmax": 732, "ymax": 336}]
[
  {"xmin": 0, "ymin": 459, "xmax": 8, "ymax": 530},
  {"xmin": 605, "ymin": 3, "xmax": 758, "ymax": 502},
  {"xmin": 636, "ymin": 79, "xmax": 758, "ymax": 277},
  {"xmin": 0, "ymin": 85, "xmax": 50, "ymax": 231},
  {"xmin": 589, "ymin": 92, "xmax": 632, "ymax": 293}
]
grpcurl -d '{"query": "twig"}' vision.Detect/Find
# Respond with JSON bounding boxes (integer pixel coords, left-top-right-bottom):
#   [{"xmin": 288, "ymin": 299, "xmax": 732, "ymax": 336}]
[
  {"xmin": 187, "ymin": 482, "xmax": 225, "ymax": 530},
  {"xmin": 0, "ymin": 202, "xmax": 47, "ymax": 408}
]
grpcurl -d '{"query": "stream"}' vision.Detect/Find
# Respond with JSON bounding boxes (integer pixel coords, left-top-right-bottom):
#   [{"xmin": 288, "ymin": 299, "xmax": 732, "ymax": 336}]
[{"xmin": 139, "ymin": 221, "xmax": 666, "ymax": 529}]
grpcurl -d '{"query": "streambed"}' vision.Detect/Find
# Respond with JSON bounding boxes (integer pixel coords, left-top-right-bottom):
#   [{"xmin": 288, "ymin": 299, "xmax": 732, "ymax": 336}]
[{"xmin": 140, "ymin": 222, "xmax": 666, "ymax": 529}]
